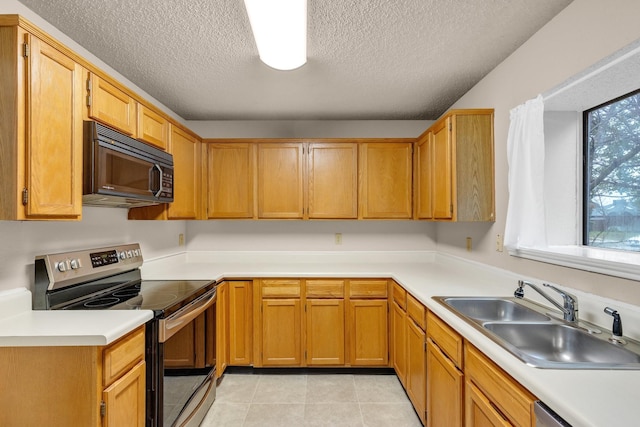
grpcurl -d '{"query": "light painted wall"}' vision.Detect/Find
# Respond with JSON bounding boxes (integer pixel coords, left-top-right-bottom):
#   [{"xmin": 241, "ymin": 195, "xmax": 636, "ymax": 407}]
[
  {"xmin": 440, "ymin": 0, "xmax": 640, "ymax": 304},
  {"xmin": 0, "ymin": 208, "xmax": 185, "ymax": 291},
  {"xmin": 187, "ymin": 220, "xmax": 436, "ymax": 252}
]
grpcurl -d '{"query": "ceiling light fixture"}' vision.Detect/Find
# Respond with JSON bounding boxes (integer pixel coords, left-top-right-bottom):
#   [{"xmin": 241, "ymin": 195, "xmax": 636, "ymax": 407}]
[{"xmin": 244, "ymin": 0, "xmax": 307, "ymax": 71}]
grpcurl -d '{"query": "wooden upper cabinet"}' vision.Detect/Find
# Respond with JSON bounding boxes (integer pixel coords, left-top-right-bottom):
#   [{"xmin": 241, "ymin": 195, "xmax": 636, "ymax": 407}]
[
  {"xmin": 432, "ymin": 118, "xmax": 454, "ymax": 219},
  {"xmin": 87, "ymin": 72, "xmax": 136, "ymax": 135},
  {"xmin": 257, "ymin": 143, "xmax": 305, "ymax": 219},
  {"xmin": 414, "ymin": 132, "xmax": 434, "ymax": 219},
  {"xmin": 415, "ymin": 109, "xmax": 495, "ymax": 222},
  {"xmin": 359, "ymin": 142, "xmax": 413, "ymax": 219},
  {"xmin": 137, "ymin": 103, "xmax": 168, "ymax": 150},
  {"xmin": 0, "ymin": 24, "xmax": 82, "ymax": 220},
  {"xmin": 206, "ymin": 142, "xmax": 255, "ymax": 218},
  {"xmin": 307, "ymin": 142, "xmax": 358, "ymax": 219},
  {"xmin": 167, "ymin": 125, "xmax": 200, "ymax": 219},
  {"xmin": 26, "ymin": 35, "xmax": 83, "ymax": 219}
]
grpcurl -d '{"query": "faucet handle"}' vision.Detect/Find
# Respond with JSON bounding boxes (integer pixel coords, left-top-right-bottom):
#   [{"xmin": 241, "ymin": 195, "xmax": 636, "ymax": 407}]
[
  {"xmin": 543, "ymin": 283, "xmax": 578, "ymax": 303},
  {"xmin": 543, "ymin": 283, "xmax": 579, "ymax": 322}
]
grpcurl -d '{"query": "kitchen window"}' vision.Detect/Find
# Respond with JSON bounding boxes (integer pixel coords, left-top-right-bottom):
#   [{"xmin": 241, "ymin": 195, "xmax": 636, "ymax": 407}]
[
  {"xmin": 508, "ymin": 39, "xmax": 640, "ymax": 281},
  {"xmin": 584, "ymin": 89, "xmax": 640, "ymax": 252}
]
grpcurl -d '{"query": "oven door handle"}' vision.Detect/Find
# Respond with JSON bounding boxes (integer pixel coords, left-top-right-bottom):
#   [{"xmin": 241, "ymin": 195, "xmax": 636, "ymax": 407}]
[{"xmin": 159, "ymin": 287, "xmax": 216, "ymax": 343}]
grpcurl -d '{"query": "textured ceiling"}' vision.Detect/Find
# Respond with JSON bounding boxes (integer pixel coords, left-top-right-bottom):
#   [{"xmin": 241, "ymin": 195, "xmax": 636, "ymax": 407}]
[{"xmin": 18, "ymin": 0, "xmax": 572, "ymax": 120}]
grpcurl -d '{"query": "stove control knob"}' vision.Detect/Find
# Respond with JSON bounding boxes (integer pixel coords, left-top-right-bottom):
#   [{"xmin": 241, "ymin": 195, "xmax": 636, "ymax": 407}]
[
  {"xmin": 70, "ymin": 259, "xmax": 81, "ymax": 270},
  {"xmin": 56, "ymin": 261, "xmax": 67, "ymax": 272},
  {"xmin": 126, "ymin": 250, "xmax": 133, "ymax": 258},
  {"xmin": 119, "ymin": 251, "xmax": 126, "ymax": 260}
]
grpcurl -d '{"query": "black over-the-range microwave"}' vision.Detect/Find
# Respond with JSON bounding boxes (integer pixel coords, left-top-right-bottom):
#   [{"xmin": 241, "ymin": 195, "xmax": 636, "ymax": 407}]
[{"xmin": 83, "ymin": 121, "xmax": 174, "ymax": 208}]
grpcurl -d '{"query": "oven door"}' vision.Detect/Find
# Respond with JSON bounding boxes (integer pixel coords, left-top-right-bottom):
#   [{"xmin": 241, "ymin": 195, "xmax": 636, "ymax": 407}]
[{"xmin": 159, "ymin": 288, "xmax": 217, "ymax": 427}]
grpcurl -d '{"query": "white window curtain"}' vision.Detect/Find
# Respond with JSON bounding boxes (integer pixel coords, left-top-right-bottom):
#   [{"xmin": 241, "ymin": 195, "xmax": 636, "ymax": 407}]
[{"xmin": 504, "ymin": 94, "xmax": 547, "ymax": 250}]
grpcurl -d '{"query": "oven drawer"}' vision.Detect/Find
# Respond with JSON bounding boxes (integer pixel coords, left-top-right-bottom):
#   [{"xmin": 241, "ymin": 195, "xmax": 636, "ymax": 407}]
[{"xmin": 103, "ymin": 326, "xmax": 145, "ymax": 387}]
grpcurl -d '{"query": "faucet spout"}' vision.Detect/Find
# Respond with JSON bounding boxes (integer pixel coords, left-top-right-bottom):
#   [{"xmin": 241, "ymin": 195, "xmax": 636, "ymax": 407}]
[{"xmin": 514, "ymin": 280, "xmax": 579, "ymax": 322}]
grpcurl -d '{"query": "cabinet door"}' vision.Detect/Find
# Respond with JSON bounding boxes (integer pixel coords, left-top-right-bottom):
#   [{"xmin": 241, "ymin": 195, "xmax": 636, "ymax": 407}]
[
  {"xmin": 216, "ymin": 281, "xmax": 229, "ymax": 378},
  {"xmin": 349, "ymin": 299, "xmax": 388, "ymax": 365},
  {"xmin": 466, "ymin": 381, "xmax": 511, "ymax": 427},
  {"xmin": 432, "ymin": 118, "xmax": 453, "ymax": 219},
  {"xmin": 229, "ymin": 281, "xmax": 253, "ymax": 365},
  {"xmin": 427, "ymin": 340, "xmax": 463, "ymax": 427},
  {"xmin": 359, "ymin": 142, "xmax": 412, "ymax": 218},
  {"xmin": 415, "ymin": 132, "xmax": 434, "ymax": 219},
  {"xmin": 306, "ymin": 299, "xmax": 345, "ymax": 365},
  {"xmin": 257, "ymin": 143, "xmax": 305, "ymax": 218},
  {"xmin": 261, "ymin": 298, "xmax": 302, "ymax": 366},
  {"xmin": 308, "ymin": 142, "xmax": 358, "ymax": 218},
  {"xmin": 392, "ymin": 301, "xmax": 407, "ymax": 386},
  {"xmin": 206, "ymin": 143, "xmax": 255, "ymax": 218},
  {"xmin": 137, "ymin": 103, "xmax": 168, "ymax": 149},
  {"xmin": 88, "ymin": 73, "xmax": 136, "ymax": 135},
  {"xmin": 406, "ymin": 318, "xmax": 427, "ymax": 425},
  {"xmin": 454, "ymin": 113, "xmax": 495, "ymax": 222},
  {"xmin": 102, "ymin": 360, "xmax": 146, "ymax": 427},
  {"xmin": 168, "ymin": 125, "xmax": 201, "ymax": 219},
  {"xmin": 26, "ymin": 35, "xmax": 82, "ymax": 218}
]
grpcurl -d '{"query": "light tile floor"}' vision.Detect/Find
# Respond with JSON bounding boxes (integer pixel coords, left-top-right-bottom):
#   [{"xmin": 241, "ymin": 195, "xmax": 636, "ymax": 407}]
[{"xmin": 201, "ymin": 373, "xmax": 422, "ymax": 427}]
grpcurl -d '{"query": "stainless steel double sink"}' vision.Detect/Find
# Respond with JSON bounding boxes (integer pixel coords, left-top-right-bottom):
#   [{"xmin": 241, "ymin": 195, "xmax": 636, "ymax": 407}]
[{"xmin": 434, "ymin": 296, "xmax": 640, "ymax": 369}]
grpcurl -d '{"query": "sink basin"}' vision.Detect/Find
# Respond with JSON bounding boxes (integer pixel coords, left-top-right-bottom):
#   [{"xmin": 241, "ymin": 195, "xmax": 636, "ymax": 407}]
[
  {"xmin": 484, "ymin": 323, "xmax": 640, "ymax": 368},
  {"xmin": 434, "ymin": 295, "xmax": 640, "ymax": 369},
  {"xmin": 441, "ymin": 297, "xmax": 550, "ymax": 322}
]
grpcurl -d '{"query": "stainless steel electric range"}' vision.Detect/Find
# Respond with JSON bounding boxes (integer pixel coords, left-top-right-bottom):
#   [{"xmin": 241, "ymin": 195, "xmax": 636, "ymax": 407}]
[{"xmin": 33, "ymin": 243, "xmax": 217, "ymax": 427}]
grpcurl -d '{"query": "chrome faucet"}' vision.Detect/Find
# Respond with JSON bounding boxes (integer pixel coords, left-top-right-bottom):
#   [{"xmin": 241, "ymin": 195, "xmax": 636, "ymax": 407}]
[{"xmin": 514, "ymin": 280, "xmax": 579, "ymax": 322}]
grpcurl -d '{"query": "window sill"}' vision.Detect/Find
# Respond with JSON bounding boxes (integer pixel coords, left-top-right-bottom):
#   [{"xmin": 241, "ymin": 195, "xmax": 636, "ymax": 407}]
[{"xmin": 508, "ymin": 245, "xmax": 640, "ymax": 282}]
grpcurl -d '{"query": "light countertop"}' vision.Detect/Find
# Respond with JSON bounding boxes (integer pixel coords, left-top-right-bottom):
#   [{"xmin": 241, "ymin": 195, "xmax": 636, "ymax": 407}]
[
  {"xmin": 0, "ymin": 287, "xmax": 153, "ymax": 346},
  {"xmin": 139, "ymin": 250, "xmax": 640, "ymax": 427}
]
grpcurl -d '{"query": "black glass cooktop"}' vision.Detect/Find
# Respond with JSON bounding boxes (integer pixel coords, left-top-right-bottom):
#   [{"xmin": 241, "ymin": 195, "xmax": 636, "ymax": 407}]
[{"xmin": 63, "ymin": 279, "xmax": 215, "ymax": 315}]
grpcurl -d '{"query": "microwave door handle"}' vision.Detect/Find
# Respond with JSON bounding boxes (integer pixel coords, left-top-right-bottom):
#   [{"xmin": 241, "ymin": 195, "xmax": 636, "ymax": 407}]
[{"xmin": 148, "ymin": 164, "xmax": 163, "ymax": 197}]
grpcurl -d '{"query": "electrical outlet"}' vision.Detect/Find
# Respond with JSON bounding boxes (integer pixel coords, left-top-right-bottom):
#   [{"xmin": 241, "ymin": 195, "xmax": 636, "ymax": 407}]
[
  {"xmin": 335, "ymin": 233, "xmax": 342, "ymax": 245},
  {"xmin": 466, "ymin": 237, "xmax": 472, "ymax": 252},
  {"xmin": 178, "ymin": 233, "xmax": 185, "ymax": 246},
  {"xmin": 496, "ymin": 234, "xmax": 504, "ymax": 252}
]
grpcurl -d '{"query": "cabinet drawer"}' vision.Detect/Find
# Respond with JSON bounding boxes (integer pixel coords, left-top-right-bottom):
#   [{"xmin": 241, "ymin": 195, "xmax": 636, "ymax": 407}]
[
  {"xmin": 306, "ymin": 279, "xmax": 345, "ymax": 298},
  {"xmin": 103, "ymin": 327, "xmax": 145, "ymax": 387},
  {"xmin": 427, "ymin": 311, "xmax": 463, "ymax": 368},
  {"xmin": 406, "ymin": 294, "xmax": 426, "ymax": 330},
  {"xmin": 261, "ymin": 279, "xmax": 301, "ymax": 298},
  {"xmin": 349, "ymin": 279, "xmax": 388, "ymax": 298},
  {"xmin": 465, "ymin": 344, "xmax": 536, "ymax": 427},
  {"xmin": 392, "ymin": 281, "xmax": 406, "ymax": 310}
]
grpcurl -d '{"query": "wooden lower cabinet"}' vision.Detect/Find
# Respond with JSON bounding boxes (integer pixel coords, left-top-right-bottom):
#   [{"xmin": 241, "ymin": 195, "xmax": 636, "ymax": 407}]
[
  {"xmin": 306, "ymin": 298, "xmax": 345, "ymax": 365},
  {"xmin": 102, "ymin": 360, "xmax": 146, "ymax": 427},
  {"xmin": 0, "ymin": 326, "xmax": 145, "ymax": 427},
  {"xmin": 229, "ymin": 280, "xmax": 253, "ymax": 365},
  {"xmin": 252, "ymin": 278, "xmax": 388, "ymax": 368},
  {"xmin": 392, "ymin": 300, "xmax": 408, "ymax": 385},
  {"xmin": 261, "ymin": 298, "xmax": 303, "ymax": 366},
  {"xmin": 348, "ymin": 299, "xmax": 389, "ymax": 366},
  {"xmin": 427, "ymin": 339, "xmax": 463, "ymax": 427},
  {"xmin": 465, "ymin": 344, "xmax": 536, "ymax": 427},
  {"xmin": 406, "ymin": 317, "xmax": 427, "ymax": 425},
  {"xmin": 466, "ymin": 380, "xmax": 511, "ymax": 427}
]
